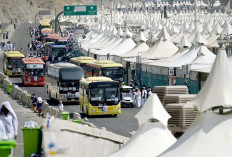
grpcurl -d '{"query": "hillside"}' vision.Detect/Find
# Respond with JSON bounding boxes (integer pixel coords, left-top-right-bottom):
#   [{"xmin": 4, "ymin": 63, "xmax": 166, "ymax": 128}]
[{"xmin": 0, "ymin": 0, "xmax": 136, "ymax": 23}]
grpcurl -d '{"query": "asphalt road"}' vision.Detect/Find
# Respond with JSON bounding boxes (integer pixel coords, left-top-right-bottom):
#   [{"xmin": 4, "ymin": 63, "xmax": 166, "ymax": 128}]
[{"xmin": 0, "ymin": 23, "xmax": 139, "ymax": 137}]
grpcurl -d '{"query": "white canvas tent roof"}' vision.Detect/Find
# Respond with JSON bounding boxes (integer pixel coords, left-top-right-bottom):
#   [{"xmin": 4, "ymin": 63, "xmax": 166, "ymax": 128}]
[
  {"xmin": 135, "ymin": 94, "xmax": 171, "ymax": 127},
  {"xmin": 190, "ymin": 49, "xmax": 232, "ymax": 112},
  {"xmin": 109, "ymin": 122, "xmax": 176, "ymax": 157},
  {"xmin": 119, "ymin": 42, "xmax": 150, "ymax": 57},
  {"xmin": 177, "ymin": 35, "xmax": 192, "ymax": 48},
  {"xmin": 163, "ymin": 45, "xmax": 215, "ymax": 68},
  {"xmin": 91, "ymin": 38, "xmax": 123, "ymax": 55},
  {"xmin": 110, "ymin": 94, "xmax": 176, "ymax": 157},
  {"xmin": 160, "ymin": 111, "xmax": 232, "ymax": 157},
  {"xmin": 109, "ymin": 38, "xmax": 136, "ymax": 56},
  {"xmin": 142, "ymin": 40, "xmax": 178, "ymax": 59}
]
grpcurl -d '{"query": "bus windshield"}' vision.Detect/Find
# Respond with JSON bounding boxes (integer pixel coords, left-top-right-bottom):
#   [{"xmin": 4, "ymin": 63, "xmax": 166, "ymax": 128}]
[
  {"xmin": 102, "ymin": 67, "xmax": 124, "ymax": 82},
  {"xmin": 7, "ymin": 58, "xmax": 22, "ymax": 68},
  {"xmin": 89, "ymin": 87, "xmax": 120, "ymax": 106},
  {"xmin": 60, "ymin": 69, "xmax": 84, "ymax": 81},
  {"xmin": 26, "ymin": 69, "xmax": 44, "ymax": 77},
  {"xmin": 59, "ymin": 81, "xmax": 79, "ymax": 94},
  {"xmin": 51, "ymin": 48, "xmax": 66, "ymax": 57}
]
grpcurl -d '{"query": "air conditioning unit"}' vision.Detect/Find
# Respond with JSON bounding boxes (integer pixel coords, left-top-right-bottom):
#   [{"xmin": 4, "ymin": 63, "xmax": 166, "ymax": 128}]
[{"xmin": 165, "ymin": 103, "xmax": 198, "ymax": 133}]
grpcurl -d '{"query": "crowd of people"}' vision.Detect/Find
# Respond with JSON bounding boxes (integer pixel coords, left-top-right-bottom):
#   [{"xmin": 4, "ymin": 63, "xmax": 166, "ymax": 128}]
[
  {"xmin": 0, "ymin": 41, "xmax": 16, "ymax": 51},
  {"xmin": 130, "ymin": 80, "xmax": 152, "ymax": 108}
]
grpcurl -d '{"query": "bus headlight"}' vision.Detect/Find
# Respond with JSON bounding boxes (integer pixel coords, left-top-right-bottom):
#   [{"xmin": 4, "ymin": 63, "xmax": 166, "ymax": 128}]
[{"xmin": 115, "ymin": 107, "xmax": 120, "ymax": 111}]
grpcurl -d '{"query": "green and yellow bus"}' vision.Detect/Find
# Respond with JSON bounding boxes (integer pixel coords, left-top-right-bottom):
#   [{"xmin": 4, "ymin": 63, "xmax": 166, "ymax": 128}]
[
  {"xmin": 70, "ymin": 57, "xmax": 96, "ymax": 71},
  {"xmin": 3, "ymin": 51, "xmax": 25, "ymax": 76},
  {"xmin": 85, "ymin": 60, "xmax": 124, "ymax": 83},
  {"xmin": 79, "ymin": 77, "xmax": 121, "ymax": 116}
]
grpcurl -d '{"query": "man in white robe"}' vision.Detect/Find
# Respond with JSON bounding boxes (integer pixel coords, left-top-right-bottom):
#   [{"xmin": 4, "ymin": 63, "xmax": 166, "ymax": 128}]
[
  {"xmin": 141, "ymin": 87, "xmax": 147, "ymax": 107},
  {"xmin": 0, "ymin": 101, "xmax": 18, "ymax": 139}
]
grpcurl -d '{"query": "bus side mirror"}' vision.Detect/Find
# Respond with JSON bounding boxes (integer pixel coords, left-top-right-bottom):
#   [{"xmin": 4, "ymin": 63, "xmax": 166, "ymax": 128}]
[
  {"xmin": 86, "ymin": 90, "xmax": 89, "ymax": 95},
  {"xmin": 57, "ymin": 81, "xmax": 59, "ymax": 86},
  {"xmin": 124, "ymin": 69, "xmax": 126, "ymax": 74}
]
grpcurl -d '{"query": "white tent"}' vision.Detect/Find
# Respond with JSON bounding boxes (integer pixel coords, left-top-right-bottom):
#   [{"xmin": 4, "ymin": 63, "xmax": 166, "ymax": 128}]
[
  {"xmin": 119, "ymin": 42, "xmax": 150, "ymax": 58},
  {"xmin": 109, "ymin": 94, "xmax": 176, "ymax": 157},
  {"xmin": 163, "ymin": 45, "xmax": 215, "ymax": 68},
  {"xmin": 191, "ymin": 32, "xmax": 208, "ymax": 45},
  {"xmin": 160, "ymin": 49, "xmax": 232, "ymax": 157},
  {"xmin": 109, "ymin": 38, "xmax": 136, "ymax": 56},
  {"xmin": 160, "ymin": 111, "xmax": 232, "ymax": 157},
  {"xmin": 142, "ymin": 40, "xmax": 178, "ymax": 59},
  {"xmin": 190, "ymin": 49, "xmax": 232, "ymax": 112},
  {"xmin": 177, "ymin": 35, "xmax": 192, "ymax": 48}
]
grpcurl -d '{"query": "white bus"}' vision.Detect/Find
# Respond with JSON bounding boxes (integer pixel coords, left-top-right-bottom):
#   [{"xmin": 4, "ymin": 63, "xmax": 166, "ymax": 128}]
[{"xmin": 46, "ymin": 62, "xmax": 84, "ymax": 102}]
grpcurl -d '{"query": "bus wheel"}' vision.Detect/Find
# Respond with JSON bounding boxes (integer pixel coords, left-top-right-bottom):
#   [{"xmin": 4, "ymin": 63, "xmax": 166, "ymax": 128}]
[{"xmin": 113, "ymin": 114, "xmax": 117, "ymax": 117}]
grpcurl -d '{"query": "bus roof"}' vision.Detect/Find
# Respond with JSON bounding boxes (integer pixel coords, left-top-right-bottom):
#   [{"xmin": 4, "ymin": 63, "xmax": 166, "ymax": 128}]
[
  {"xmin": 44, "ymin": 42, "xmax": 55, "ymax": 46},
  {"xmin": 95, "ymin": 60, "xmax": 115, "ymax": 64},
  {"xmin": 87, "ymin": 62, "xmax": 123, "ymax": 68},
  {"xmin": 46, "ymin": 34, "xmax": 61, "ymax": 39},
  {"xmin": 4, "ymin": 51, "xmax": 25, "ymax": 58},
  {"xmin": 51, "ymin": 45, "xmax": 66, "ymax": 48},
  {"xmin": 80, "ymin": 77, "xmax": 114, "ymax": 85},
  {"xmin": 70, "ymin": 58, "xmax": 96, "ymax": 64},
  {"xmin": 49, "ymin": 62, "xmax": 77, "ymax": 69},
  {"xmin": 74, "ymin": 56, "xmax": 95, "ymax": 60},
  {"xmin": 41, "ymin": 28, "xmax": 52, "ymax": 34},
  {"xmin": 22, "ymin": 58, "xmax": 45, "ymax": 64},
  {"xmin": 40, "ymin": 19, "xmax": 51, "ymax": 26}
]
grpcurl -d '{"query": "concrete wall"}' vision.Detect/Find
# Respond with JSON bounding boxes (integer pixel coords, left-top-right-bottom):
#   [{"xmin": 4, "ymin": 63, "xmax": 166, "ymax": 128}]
[{"xmin": 43, "ymin": 119, "xmax": 129, "ymax": 157}]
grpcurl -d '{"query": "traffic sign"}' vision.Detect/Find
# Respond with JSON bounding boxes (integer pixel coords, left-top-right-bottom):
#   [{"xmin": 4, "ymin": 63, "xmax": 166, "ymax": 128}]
[
  {"xmin": 38, "ymin": 10, "xmax": 51, "ymax": 15},
  {"xmin": 64, "ymin": 5, "xmax": 97, "ymax": 16}
]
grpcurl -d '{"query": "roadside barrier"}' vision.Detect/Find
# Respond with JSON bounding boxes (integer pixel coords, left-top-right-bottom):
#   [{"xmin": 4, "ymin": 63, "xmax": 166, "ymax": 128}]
[
  {"xmin": 50, "ymin": 107, "xmax": 59, "ymax": 118},
  {"xmin": 0, "ymin": 72, "xmax": 8, "ymax": 83},
  {"xmin": 20, "ymin": 91, "xmax": 30, "ymax": 106},
  {"xmin": 2, "ymin": 78, "xmax": 11, "ymax": 91},
  {"xmin": 73, "ymin": 112, "xmax": 81, "ymax": 120},
  {"xmin": 11, "ymin": 85, "xmax": 19, "ymax": 99}
]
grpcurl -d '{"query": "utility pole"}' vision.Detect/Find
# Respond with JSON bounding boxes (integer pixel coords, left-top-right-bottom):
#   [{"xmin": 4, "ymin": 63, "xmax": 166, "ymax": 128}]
[
  {"xmin": 194, "ymin": 0, "xmax": 199, "ymax": 45},
  {"xmin": 111, "ymin": 0, "xmax": 113, "ymax": 26}
]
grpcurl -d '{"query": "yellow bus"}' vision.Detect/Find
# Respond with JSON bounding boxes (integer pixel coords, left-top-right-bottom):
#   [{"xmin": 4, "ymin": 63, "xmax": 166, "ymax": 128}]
[
  {"xmin": 39, "ymin": 19, "xmax": 51, "ymax": 30},
  {"xmin": 85, "ymin": 60, "xmax": 124, "ymax": 83},
  {"xmin": 3, "ymin": 51, "xmax": 25, "ymax": 76},
  {"xmin": 0, "ymin": 22, "xmax": 2, "ymax": 34},
  {"xmin": 70, "ymin": 57, "xmax": 96, "ymax": 71},
  {"xmin": 79, "ymin": 77, "xmax": 121, "ymax": 116}
]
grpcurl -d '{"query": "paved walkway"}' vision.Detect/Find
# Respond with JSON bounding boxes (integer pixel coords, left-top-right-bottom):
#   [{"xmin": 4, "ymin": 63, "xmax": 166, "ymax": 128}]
[{"xmin": 0, "ymin": 89, "xmax": 43, "ymax": 156}]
